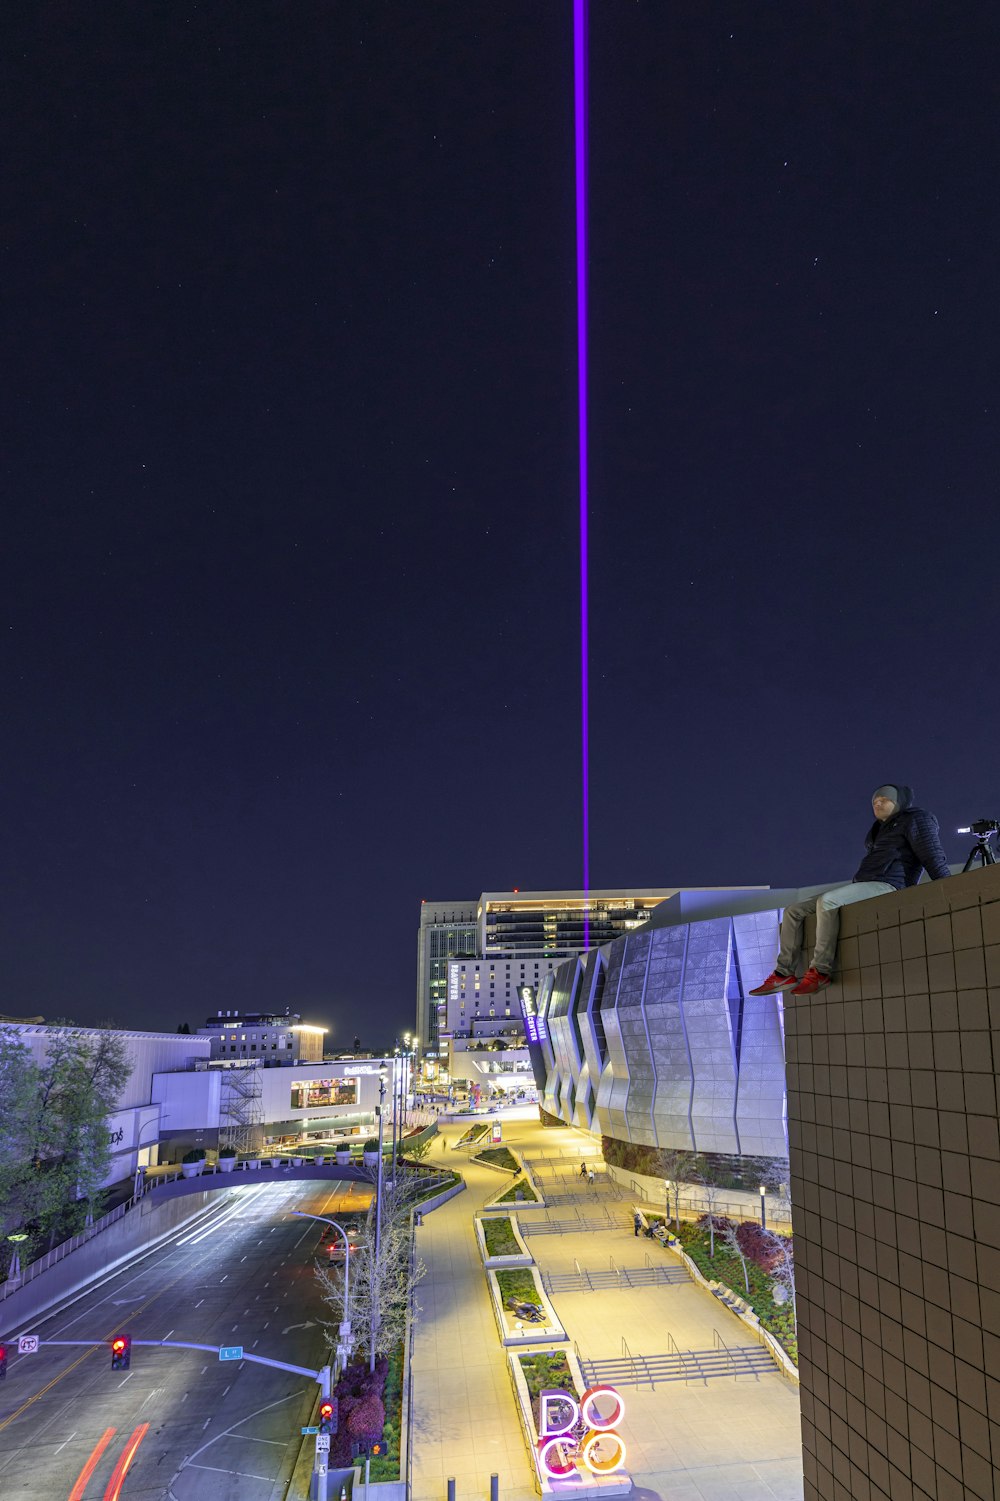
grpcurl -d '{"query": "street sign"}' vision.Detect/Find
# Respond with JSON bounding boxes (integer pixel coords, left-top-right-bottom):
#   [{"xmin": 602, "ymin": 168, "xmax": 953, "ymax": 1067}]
[
  {"xmin": 491, "ymin": 1121, "xmax": 502, "ymax": 1143},
  {"xmin": 219, "ymin": 1346, "xmax": 243, "ymax": 1361},
  {"xmin": 317, "ymin": 1461, "xmax": 328, "ymax": 1476},
  {"xmin": 316, "ymin": 1434, "xmax": 331, "ymax": 1454},
  {"xmin": 301, "ymin": 1425, "xmax": 319, "ymax": 1435},
  {"xmin": 17, "ymin": 1336, "xmax": 39, "ymax": 1356}
]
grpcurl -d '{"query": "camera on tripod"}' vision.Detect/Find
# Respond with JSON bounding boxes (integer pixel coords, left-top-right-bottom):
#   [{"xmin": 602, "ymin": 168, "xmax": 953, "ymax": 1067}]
[{"xmin": 957, "ymin": 820, "xmax": 1000, "ymax": 871}]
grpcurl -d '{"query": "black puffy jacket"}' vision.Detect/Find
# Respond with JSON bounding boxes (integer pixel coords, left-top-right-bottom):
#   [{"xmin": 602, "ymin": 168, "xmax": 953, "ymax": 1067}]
[{"xmin": 853, "ymin": 784, "xmax": 951, "ymax": 889}]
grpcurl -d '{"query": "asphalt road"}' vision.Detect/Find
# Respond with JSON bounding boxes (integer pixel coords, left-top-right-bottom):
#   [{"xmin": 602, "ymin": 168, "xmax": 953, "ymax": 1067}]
[{"xmin": 0, "ymin": 1178, "xmax": 371, "ymax": 1500}]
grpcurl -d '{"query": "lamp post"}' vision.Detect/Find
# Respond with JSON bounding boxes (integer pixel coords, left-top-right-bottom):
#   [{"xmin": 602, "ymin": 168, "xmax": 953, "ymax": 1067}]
[
  {"xmin": 664, "ymin": 1179, "xmax": 671, "ymax": 1233},
  {"xmin": 759, "ymin": 1184, "xmax": 767, "ymax": 1230},
  {"xmin": 290, "ymin": 1210, "xmax": 353, "ymax": 1369},
  {"xmin": 5, "ymin": 1233, "xmax": 28, "ymax": 1287},
  {"xmin": 371, "ymin": 1063, "xmax": 388, "ymax": 1374}
]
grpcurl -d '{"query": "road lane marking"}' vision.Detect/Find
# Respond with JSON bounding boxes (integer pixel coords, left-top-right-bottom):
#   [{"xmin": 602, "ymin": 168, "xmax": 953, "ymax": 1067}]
[
  {"xmin": 163, "ymin": 1329, "xmax": 174, "ymax": 1340},
  {"xmin": 202, "ymin": 1418, "xmax": 212, "ymax": 1430},
  {"xmin": 68, "ymin": 1426, "xmax": 117, "ymax": 1501},
  {"xmin": 194, "ymin": 1299, "xmax": 204, "ymax": 1308},
  {"xmin": 222, "ymin": 1384, "xmax": 231, "ymax": 1396},
  {"xmin": 219, "ymin": 1274, "xmax": 228, "ymax": 1282},
  {"xmin": 116, "ymin": 1373, "xmax": 133, "ymax": 1388},
  {"xmin": 181, "ymin": 1391, "xmax": 300, "ymax": 1471},
  {"xmin": 187, "ymin": 1463, "xmax": 275, "ymax": 1481},
  {"xmin": 102, "ymin": 1421, "xmax": 149, "ymax": 1501},
  {"xmin": 243, "ymin": 1434, "xmax": 286, "ymax": 1445},
  {"xmin": 53, "ymin": 1430, "xmax": 77, "ymax": 1455},
  {"xmin": 0, "ymin": 1254, "xmax": 207, "ymax": 1434}
]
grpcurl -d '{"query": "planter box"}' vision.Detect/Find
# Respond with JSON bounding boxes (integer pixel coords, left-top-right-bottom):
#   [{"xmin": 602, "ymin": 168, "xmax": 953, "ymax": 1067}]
[
  {"xmin": 181, "ymin": 1163, "xmax": 202, "ymax": 1179},
  {"xmin": 482, "ymin": 1172, "xmax": 547, "ymax": 1213},
  {"xmin": 335, "ymin": 1151, "xmax": 352, "ymax": 1166},
  {"xmin": 314, "ymin": 1154, "xmax": 325, "ymax": 1167},
  {"xmin": 507, "ymin": 1347, "xmax": 632, "ymax": 1498},
  {"xmin": 218, "ymin": 1156, "xmax": 236, "ymax": 1173},
  {"xmin": 247, "ymin": 1159, "xmax": 261, "ymax": 1171},
  {"xmin": 486, "ymin": 1267, "xmax": 566, "ymax": 1347},
  {"xmin": 363, "ymin": 1151, "xmax": 379, "ymax": 1167},
  {"xmin": 270, "ymin": 1157, "xmax": 281, "ymax": 1169},
  {"xmin": 474, "ymin": 1214, "xmax": 533, "ymax": 1268}
]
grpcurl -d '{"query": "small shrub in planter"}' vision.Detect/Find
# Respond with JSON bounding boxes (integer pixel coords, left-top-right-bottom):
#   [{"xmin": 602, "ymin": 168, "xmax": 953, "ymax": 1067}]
[
  {"xmin": 182, "ymin": 1149, "xmax": 203, "ymax": 1163},
  {"xmin": 219, "ymin": 1147, "xmax": 237, "ymax": 1158},
  {"xmin": 363, "ymin": 1138, "xmax": 380, "ymax": 1152}
]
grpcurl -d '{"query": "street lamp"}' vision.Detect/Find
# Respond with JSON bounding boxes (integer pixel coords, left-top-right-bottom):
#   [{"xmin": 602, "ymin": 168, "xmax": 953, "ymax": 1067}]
[
  {"xmin": 5, "ymin": 1233, "xmax": 28, "ymax": 1287},
  {"xmin": 290, "ymin": 1211, "xmax": 353, "ymax": 1368},
  {"xmin": 371, "ymin": 1063, "xmax": 388, "ymax": 1374},
  {"xmin": 759, "ymin": 1184, "xmax": 767, "ymax": 1229}
]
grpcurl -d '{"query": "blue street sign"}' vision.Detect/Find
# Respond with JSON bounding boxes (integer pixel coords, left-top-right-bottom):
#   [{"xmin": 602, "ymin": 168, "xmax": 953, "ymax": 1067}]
[
  {"xmin": 301, "ymin": 1425, "xmax": 319, "ymax": 1435},
  {"xmin": 219, "ymin": 1346, "xmax": 243, "ymax": 1361}
]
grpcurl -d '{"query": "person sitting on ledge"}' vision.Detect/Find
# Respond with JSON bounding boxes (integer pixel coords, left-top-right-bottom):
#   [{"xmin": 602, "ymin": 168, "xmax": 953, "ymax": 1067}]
[{"xmin": 750, "ymin": 783, "xmax": 951, "ymax": 996}]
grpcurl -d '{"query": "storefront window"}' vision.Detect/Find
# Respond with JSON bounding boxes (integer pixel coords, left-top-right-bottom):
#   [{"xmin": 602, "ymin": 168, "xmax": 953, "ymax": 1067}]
[{"xmin": 290, "ymin": 1077, "xmax": 358, "ymax": 1110}]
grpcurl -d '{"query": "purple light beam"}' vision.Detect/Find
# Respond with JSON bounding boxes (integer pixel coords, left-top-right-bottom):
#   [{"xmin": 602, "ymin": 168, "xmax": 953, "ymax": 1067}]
[{"xmin": 574, "ymin": 0, "xmax": 590, "ymax": 948}]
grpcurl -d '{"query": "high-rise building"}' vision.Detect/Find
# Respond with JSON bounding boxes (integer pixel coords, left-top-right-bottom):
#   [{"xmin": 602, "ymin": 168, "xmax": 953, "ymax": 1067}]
[
  {"xmin": 415, "ymin": 901, "xmax": 478, "ymax": 1058},
  {"xmin": 416, "ymin": 888, "xmax": 730, "ymax": 1063}
]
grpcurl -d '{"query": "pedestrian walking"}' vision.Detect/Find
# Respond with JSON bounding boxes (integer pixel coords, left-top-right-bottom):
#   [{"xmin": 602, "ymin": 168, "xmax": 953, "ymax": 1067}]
[
  {"xmin": 579, "ymin": 1162, "xmax": 588, "ymax": 1180},
  {"xmin": 633, "ymin": 1211, "xmax": 642, "ymax": 1237},
  {"xmin": 588, "ymin": 1169, "xmax": 595, "ymax": 1187}
]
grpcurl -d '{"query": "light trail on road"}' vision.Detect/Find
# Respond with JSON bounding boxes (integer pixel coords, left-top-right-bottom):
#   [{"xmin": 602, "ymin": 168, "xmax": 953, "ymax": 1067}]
[
  {"xmin": 67, "ymin": 1425, "xmax": 116, "ymax": 1500},
  {"xmin": 101, "ymin": 1421, "xmax": 149, "ymax": 1500}
]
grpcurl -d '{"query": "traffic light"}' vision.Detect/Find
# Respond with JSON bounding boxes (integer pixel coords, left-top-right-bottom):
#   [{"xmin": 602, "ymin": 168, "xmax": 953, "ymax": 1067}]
[
  {"xmin": 318, "ymin": 1399, "xmax": 337, "ymax": 1435},
  {"xmin": 0, "ymin": 1344, "xmax": 7, "ymax": 1381},
  {"xmin": 110, "ymin": 1336, "xmax": 131, "ymax": 1371}
]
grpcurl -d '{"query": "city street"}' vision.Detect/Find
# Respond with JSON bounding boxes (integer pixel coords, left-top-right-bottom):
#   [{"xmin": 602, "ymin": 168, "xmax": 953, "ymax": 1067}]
[{"xmin": 0, "ymin": 1179, "xmax": 369, "ymax": 1500}]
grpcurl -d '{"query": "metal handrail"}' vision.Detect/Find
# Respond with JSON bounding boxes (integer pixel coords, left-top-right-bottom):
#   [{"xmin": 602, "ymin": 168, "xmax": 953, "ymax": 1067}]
[{"xmin": 713, "ymin": 1326, "xmax": 737, "ymax": 1381}]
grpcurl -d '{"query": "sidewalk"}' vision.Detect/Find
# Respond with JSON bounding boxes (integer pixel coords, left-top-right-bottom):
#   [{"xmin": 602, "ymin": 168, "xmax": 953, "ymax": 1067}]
[
  {"xmin": 409, "ymin": 1127, "xmax": 538, "ymax": 1501},
  {"xmin": 411, "ymin": 1119, "xmax": 803, "ymax": 1501}
]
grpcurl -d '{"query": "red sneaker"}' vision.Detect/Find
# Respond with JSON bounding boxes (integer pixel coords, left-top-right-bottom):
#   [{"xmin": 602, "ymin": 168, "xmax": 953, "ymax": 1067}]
[
  {"xmin": 790, "ymin": 967, "xmax": 832, "ymax": 995},
  {"xmin": 748, "ymin": 971, "xmax": 799, "ymax": 996}
]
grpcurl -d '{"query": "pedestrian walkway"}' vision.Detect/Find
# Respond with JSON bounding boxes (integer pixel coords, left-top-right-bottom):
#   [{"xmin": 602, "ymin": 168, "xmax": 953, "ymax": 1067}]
[{"xmin": 410, "ymin": 1118, "xmax": 803, "ymax": 1501}]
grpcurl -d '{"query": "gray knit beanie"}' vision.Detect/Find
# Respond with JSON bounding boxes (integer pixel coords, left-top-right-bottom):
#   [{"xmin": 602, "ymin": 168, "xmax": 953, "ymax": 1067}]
[{"xmin": 872, "ymin": 784, "xmax": 899, "ymax": 805}]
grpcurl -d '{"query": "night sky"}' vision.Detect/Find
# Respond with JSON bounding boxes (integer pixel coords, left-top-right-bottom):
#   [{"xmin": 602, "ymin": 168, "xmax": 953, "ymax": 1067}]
[{"xmin": 5, "ymin": 3, "xmax": 999, "ymax": 1044}]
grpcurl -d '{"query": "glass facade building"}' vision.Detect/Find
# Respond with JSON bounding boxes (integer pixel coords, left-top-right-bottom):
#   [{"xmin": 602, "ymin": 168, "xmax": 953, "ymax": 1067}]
[{"xmin": 534, "ymin": 892, "xmax": 796, "ymax": 1161}]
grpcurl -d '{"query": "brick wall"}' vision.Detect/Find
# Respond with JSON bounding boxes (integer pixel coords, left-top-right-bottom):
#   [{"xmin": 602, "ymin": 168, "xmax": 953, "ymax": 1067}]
[{"xmin": 785, "ymin": 865, "xmax": 1000, "ymax": 1500}]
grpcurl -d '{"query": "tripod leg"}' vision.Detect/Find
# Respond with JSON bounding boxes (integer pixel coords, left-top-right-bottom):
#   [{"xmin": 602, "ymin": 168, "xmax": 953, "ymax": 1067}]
[{"xmin": 962, "ymin": 849, "xmax": 979, "ymax": 873}]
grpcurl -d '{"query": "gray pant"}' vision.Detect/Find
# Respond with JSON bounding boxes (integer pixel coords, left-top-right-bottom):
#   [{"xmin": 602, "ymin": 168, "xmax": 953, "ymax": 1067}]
[{"xmin": 777, "ymin": 881, "xmax": 896, "ymax": 976}]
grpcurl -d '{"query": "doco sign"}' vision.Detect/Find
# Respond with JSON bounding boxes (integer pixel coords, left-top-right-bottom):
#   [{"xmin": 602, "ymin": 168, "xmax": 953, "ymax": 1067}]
[{"xmin": 538, "ymin": 1385, "xmax": 626, "ymax": 1478}]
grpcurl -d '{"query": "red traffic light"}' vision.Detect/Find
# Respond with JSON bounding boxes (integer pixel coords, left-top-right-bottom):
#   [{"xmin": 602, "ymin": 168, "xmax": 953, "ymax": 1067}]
[
  {"xmin": 111, "ymin": 1335, "xmax": 131, "ymax": 1370},
  {"xmin": 318, "ymin": 1399, "xmax": 337, "ymax": 1435}
]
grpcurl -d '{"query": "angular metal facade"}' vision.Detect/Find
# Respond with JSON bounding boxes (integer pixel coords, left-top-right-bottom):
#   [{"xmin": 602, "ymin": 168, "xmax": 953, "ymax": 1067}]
[{"xmin": 537, "ymin": 905, "xmax": 788, "ymax": 1159}]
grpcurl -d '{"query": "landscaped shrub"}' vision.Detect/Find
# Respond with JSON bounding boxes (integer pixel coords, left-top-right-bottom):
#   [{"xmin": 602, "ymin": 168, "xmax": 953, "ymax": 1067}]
[
  {"xmin": 517, "ymin": 1351, "xmax": 574, "ymax": 1430},
  {"xmin": 495, "ymin": 1176, "xmax": 537, "ymax": 1204},
  {"xmin": 473, "ymin": 1146, "xmax": 519, "ymax": 1172},
  {"xmin": 347, "ymin": 1394, "xmax": 386, "ymax": 1446},
  {"xmin": 736, "ymin": 1220, "xmax": 785, "ymax": 1271},
  {"xmin": 496, "ymin": 1268, "xmax": 541, "ymax": 1308},
  {"xmin": 482, "ymin": 1217, "xmax": 520, "ymax": 1258}
]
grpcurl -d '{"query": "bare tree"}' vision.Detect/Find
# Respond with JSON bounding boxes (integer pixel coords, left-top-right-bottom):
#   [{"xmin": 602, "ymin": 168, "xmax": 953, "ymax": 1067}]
[
  {"xmin": 657, "ymin": 1148, "xmax": 699, "ymax": 1234},
  {"xmin": 316, "ymin": 1168, "xmax": 426, "ymax": 1369},
  {"xmin": 694, "ymin": 1172, "xmax": 726, "ymax": 1259},
  {"xmin": 762, "ymin": 1228, "xmax": 796, "ymax": 1322},
  {"xmin": 719, "ymin": 1217, "xmax": 751, "ymax": 1295}
]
